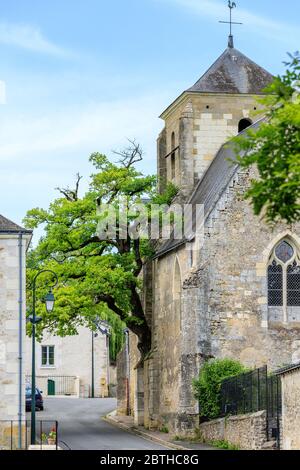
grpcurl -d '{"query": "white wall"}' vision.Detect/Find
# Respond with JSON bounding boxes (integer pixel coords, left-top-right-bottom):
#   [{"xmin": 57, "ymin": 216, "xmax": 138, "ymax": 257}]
[
  {"xmin": 0, "ymin": 235, "xmax": 28, "ymax": 421},
  {"xmin": 25, "ymin": 326, "xmax": 109, "ymax": 398}
]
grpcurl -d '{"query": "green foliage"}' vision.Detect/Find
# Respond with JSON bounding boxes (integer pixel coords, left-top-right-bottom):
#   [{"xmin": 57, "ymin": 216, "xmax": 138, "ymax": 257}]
[
  {"xmin": 159, "ymin": 425, "xmax": 169, "ymax": 434},
  {"xmin": 193, "ymin": 359, "xmax": 246, "ymax": 420},
  {"xmin": 209, "ymin": 440, "xmax": 239, "ymax": 450},
  {"xmin": 24, "ymin": 142, "xmax": 176, "ymax": 357},
  {"xmin": 151, "ymin": 182, "xmax": 178, "ymax": 206},
  {"xmin": 234, "ymin": 52, "xmax": 300, "ymax": 224}
]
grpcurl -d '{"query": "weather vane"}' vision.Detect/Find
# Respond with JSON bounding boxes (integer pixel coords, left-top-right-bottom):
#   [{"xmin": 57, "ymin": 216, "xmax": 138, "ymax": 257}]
[{"xmin": 219, "ymin": 1, "xmax": 243, "ymax": 48}]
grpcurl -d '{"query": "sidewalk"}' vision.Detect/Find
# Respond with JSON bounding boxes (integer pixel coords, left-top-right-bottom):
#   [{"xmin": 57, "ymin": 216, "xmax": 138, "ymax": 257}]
[{"xmin": 104, "ymin": 411, "xmax": 217, "ymax": 450}]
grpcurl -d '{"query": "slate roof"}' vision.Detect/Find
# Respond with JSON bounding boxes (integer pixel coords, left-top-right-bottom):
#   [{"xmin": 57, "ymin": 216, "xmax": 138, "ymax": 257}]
[
  {"xmin": 154, "ymin": 118, "xmax": 264, "ymax": 259},
  {"xmin": 187, "ymin": 47, "xmax": 273, "ymax": 95},
  {"xmin": 0, "ymin": 214, "xmax": 32, "ymax": 233}
]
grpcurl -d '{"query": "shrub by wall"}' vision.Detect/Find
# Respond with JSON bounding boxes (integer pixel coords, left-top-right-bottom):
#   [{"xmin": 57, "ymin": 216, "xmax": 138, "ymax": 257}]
[{"xmin": 193, "ymin": 358, "xmax": 247, "ymax": 420}]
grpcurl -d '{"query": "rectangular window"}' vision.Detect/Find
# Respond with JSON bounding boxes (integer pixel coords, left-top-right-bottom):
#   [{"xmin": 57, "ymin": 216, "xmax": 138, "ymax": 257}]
[
  {"xmin": 41, "ymin": 345, "xmax": 55, "ymax": 367},
  {"xmin": 171, "ymin": 153, "xmax": 176, "ymax": 179},
  {"xmin": 268, "ymin": 262, "xmax": 283, "ymax": 307},
  {"xmin": 287, "ymin": 263, "xmax": 300, "ymax": 306}
]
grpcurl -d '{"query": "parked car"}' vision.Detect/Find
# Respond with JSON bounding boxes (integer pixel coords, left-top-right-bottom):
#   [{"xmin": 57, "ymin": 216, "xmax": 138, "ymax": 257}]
[{"xmin": 26, "ymin": 385, "xmax": 44, "ymax": 411}]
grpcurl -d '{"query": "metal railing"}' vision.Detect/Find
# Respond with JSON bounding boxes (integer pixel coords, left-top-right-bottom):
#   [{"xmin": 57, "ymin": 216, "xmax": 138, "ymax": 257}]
[
  {"xmin": 219, "ymin": 365, "xmax": 282, "ymax": 447},
  {"xmin": 0, "ymin": 420, "xmax": 58, "ymax": 450},
  {"xmin": 26, "ymin": 375, "xmax": 77, "ymax": 396},
  {"xmin": 220, "ymin": 366, "xmax": 268, "ymax": 416}
]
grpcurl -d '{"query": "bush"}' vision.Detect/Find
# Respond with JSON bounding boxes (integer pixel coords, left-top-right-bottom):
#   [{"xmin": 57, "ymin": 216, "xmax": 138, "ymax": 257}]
[
  {"xmin": 210, "ymin": 440, "xmax": 240, "ymax": 450},
  {"xmin": 193, "ymin": 358, "xmax": 246, "ymax": 420}
]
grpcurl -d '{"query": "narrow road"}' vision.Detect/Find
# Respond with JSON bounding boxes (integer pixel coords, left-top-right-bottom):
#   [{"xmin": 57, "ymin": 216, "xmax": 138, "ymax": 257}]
[{"xmin": 30, "ymin": 398, "xmax": 168, "ymax": 450}]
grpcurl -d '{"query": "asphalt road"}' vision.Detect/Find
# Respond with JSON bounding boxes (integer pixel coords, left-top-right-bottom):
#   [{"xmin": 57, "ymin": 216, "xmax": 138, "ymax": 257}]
[{"xmin": 29, "ymin": 397, "xmax": 168, "ymax": 450}]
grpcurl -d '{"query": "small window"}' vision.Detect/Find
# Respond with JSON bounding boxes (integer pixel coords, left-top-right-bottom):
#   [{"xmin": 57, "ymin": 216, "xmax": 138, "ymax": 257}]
[
  {"xmin": 287, "ymin": 261, "xmax": 300, "ymax": 306},
  {"xmin": 41, "ymin": 345, "xmax": 55, "ymax": 367},
  {"xmin": 238, "ymin": 118, "xmax": 252, "ymax": 133},
  {"xmin": 171, "ymin": 154, "xmax": 175, "ymax": 179},
  {"xmin": 268, "ymin": 260, "xmax": 283, "ymax": 306},
  {"xmin": 171, "ymin": 132, "xmax": 176, "ymax": 179}
]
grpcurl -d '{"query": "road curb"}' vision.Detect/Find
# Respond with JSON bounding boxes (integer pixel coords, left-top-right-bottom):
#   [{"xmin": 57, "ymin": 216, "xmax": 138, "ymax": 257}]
[{"xmin": 103, "ymin": 414, "xmax": 189, "ymax": 450}]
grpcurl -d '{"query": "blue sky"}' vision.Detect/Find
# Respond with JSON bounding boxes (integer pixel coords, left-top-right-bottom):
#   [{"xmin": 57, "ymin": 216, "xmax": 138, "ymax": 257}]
[{"xmin": 0, "ymin": 0, "xmax": 299, "ymax": 227}]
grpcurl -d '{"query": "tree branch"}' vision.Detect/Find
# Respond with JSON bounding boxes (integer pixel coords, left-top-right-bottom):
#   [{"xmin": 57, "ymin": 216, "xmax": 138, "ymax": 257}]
[
  {"xmin": 94, "ymin": 294, "xmax": 127, "ymax": 321},
  {"xmin": 113, "ymin": 139, "xmax": 143, "ymax": 168},
  {"xmin": 133, "ymin": 239, "xmax": 143, "ymax": 277},
  {"xmin": 56, "ymin": 173, "xmax": 83, "ymax": 202}
]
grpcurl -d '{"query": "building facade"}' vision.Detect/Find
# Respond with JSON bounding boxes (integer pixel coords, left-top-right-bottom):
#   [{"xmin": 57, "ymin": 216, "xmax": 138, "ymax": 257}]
[
  {"xmin": 25, "ymin": 326, "xmax": 112, "ymax": 398},
  {"xmin": 0, "ymin": 215, "xmax": 32, "ymax": 447},
  {"xmin": 276, "ymin": 363, "xmax": 300, "ymax": 450},
  {"xmin": 118, "ymin": 39, "xmax": 300, "ymax": 434}
]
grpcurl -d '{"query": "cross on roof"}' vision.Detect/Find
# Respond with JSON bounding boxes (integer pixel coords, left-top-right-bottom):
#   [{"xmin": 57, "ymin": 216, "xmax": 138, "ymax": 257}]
[{"xmin": 219, "ymin": 1, "xmax": 243, "ymax": 48}]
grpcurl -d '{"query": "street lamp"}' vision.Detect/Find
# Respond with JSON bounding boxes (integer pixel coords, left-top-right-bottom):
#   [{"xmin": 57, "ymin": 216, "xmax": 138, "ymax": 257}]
[
  {"xmin": 29, "ymin": 270, "xmax": 58, "ymax": 445},
  {"xmin": 45, "ymin": 290, "xmax": 55, "ymax": 313},
  {"xmin": 124, "ymin": 328, "xmax": 130, "ymax": 415}
]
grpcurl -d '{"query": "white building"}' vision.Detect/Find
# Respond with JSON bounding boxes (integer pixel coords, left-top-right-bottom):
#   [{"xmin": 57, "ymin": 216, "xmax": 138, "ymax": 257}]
[
  {"xmin": 25, "ymin": 326, "xmax": 112, "ymax": 398},
  {"xmin": 0, "ymin": 215, "xmax": 32, "ymax": 447}
]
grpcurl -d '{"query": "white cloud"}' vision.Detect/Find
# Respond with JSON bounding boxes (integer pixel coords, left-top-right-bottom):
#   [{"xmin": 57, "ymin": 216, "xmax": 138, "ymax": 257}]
[
  {"xmin": 0, "ymin": 22, "xmax": 71, "ymax": 56},
  {"xmin": 0, "ymin": 93, "xmax": 166, "ymax": 164},
  {"xmin": 157, "ymin": 0, "xmax": 299, "ymax": 41}
]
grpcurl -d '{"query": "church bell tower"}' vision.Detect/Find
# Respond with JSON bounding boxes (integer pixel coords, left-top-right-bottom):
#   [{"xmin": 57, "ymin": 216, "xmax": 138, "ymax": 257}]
[{"xmin": 157, "ymin": 2, "xmax": 273, "ymax": 198}]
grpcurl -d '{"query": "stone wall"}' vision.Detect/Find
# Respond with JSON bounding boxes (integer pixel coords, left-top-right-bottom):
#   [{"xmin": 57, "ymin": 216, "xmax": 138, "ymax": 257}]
[
  {"xmin": 199, "ymin": 411, "xmax": 267, "ymax": 450},
  {"xmin": 158, "ymin": 92, "xmax": 264, "ymax": 197},
  {"xmin": 280, "ymin": 367, "xmax": 300, "ymax": 450},
  {"xmin": 192, "ymin": 166, "xmax": 300, "ymax": 369},
  {"xmin": 116, "ymin": 347, "xmax": 128, "ymax": 416},
  {"xmin": 120, "ymin": 78, "xmax": 300, "ymax": 434},
  {"xmin": 140, "ymin": 164, "xmax": 300, "ymax": 433},
  {"xmin": 0, "ymin": 422, "xmax": 27, "ymax": 450}
]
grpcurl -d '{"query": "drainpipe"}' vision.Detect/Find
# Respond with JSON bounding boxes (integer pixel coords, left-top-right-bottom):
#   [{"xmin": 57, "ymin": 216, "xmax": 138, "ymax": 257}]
[
  {"xmin": 124, "ymin": 329, "xmax": 130, "ymax": 415},
  {"xmin": 18, "ymin": 232, "xmax": 23, "ymax": 450},
  {"xmin": 106, "ymin": 334, "xmax": 110, "ymax": 396}
]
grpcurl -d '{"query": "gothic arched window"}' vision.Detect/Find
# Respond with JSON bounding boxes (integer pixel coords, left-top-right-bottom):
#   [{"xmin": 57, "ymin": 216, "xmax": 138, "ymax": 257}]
[
  {"xmin": 268, "ymin": 239, "xmax": 300, "ymax": 322},
  {"xmin": 238, "ymin": 118, "xmax": 252, "ymax": 133}
]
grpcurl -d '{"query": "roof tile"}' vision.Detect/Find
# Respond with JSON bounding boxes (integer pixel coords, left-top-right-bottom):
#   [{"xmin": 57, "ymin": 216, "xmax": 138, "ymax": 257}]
[
  {"xmin": 187, "ymin": 47, "xmax": 273, "ymax": 94},
  {"xmin": 0, "ymin": 214, "xmax": 31, "ymax": 233}
]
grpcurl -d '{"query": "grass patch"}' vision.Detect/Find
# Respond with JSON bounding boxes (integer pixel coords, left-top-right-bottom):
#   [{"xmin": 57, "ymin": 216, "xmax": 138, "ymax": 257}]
[
  {"xmin": 159, "ymin": 425, "xmax": 169, "ymax": 434},
  {"xmin": 209, "ymin": 440, "xmax": 240, "ymax": 450},
  {"xmin": 173, "ymin": 428, "xmax": 204, "ymax": 443}
]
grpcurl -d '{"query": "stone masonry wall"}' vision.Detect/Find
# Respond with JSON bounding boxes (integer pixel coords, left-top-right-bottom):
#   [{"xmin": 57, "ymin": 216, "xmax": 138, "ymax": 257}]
[
  {"xmin": 195, "ymin": 166, "xmax": 300, "ymax": 369},
  {"xmin": 159, "ymin": 93, "xmax": 264, "ymax": 197},
  {"xmin": 116, "ymin": 347, "xmax": 128, "ymax": 416},
  {"xmin": 146, "ymin": 164, "xmax": 300, "ymax": 433},
  {"xmin": 199, "ymin": 411, "xmax": 267, "ymax": 450},
  {"xmin": 280, "ymin": 368, "xmax": 300, "ymax": 450},
  {"xmin": 0, "ymin": 235, "xmax": 27, "ymax": 422}
]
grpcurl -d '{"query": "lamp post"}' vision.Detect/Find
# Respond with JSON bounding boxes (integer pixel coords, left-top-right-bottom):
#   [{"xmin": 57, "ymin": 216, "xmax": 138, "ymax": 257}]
[
  {"xmin": 29, "ymin": 270, "xmax": 58, "ymax": 445},
  {"xmin": 92, "ymin": 319, "xmax": 111, "ymax": 396}
]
